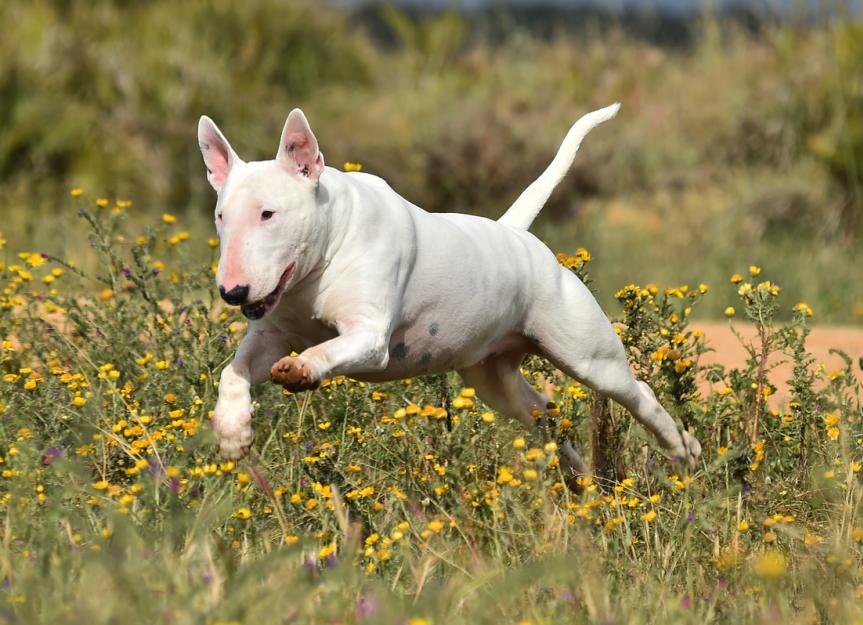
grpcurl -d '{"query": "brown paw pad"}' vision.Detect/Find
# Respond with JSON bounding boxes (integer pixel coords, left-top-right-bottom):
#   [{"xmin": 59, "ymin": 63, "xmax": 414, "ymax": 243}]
[{"xmin": 270, "ymin": 357, "xmax": 318, "ymax": 392}]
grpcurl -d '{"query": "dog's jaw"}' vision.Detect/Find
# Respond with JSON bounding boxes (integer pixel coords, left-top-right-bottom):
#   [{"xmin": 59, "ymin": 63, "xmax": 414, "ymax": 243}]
[{"xmin": 240, "ymin": 261, "xmax": 296, "ymax": 320}]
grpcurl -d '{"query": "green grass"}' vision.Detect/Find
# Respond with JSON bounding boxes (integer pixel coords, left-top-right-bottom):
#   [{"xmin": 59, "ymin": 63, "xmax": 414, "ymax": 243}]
[{"xmin": 0, "ymin": 198, "xmax": 862, "ymax": 624}]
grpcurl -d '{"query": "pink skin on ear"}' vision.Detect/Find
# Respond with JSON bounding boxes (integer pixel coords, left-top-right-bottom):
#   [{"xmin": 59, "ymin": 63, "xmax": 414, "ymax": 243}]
[
  {"xmin": 198, "ymin": 117, "xmax": 235, "ymax": 191},
  {"xmin": 277, "ymin": 110, "xmax": 325, "ymax": 182}
]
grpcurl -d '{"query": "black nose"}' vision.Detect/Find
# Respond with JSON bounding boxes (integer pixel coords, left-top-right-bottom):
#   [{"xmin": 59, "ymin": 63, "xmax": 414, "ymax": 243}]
[{"xmin": 219, "ymin": 284, "xmax": 250, "ymax": 305}]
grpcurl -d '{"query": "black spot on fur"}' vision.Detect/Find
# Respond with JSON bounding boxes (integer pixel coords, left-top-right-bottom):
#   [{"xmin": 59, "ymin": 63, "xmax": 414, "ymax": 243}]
[
  {"xmin": 391, "ymin": 343, "xmax": 409, "ymax": 360},
  {"xmin": 419, "ymin": 352, "xmax": 432, "ymax": 367},
  {"xmin": 429, "ymin": 323, "xmax": 439, "ymax": 336}
]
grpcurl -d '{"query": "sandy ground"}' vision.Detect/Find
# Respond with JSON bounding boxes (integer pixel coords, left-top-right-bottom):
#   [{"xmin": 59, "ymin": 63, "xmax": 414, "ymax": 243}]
[{"xmin": 692, "ymin": 322, "xmax": 863, "ymax": 405}]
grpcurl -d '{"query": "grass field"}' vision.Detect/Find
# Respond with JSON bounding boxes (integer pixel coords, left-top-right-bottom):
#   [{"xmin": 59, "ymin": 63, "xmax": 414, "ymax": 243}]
[{"xmin": 1, "ymin": 198, "xmax": 862, "ymax": 624}]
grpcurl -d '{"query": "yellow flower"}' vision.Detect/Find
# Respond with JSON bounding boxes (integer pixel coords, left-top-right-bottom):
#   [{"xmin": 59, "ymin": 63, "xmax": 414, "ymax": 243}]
[
  {"xmin": 234, "ymin": 507, "xmax": 252, "ymax": 520},
  {"xmin": 427, "ymin": 520, "xmax": 444, "ymax": 533},
  {"xmin": 753, "ymin": 550, "xmax": 786, "ymax": 578},
  {"xmin": 852, "ymin": 527, "xmax": 863, "ymax": 542},
  {"xmin": 793, "ymin": 302, "xmax": 813, "ymax": 317},
  {"xmin": 737, "ymin": 520, "xmax": 750, "ymax": 532},
  {"xmin": 724, "ymin": 306, "xmax": 735, "ymax": 317},
  {"xmin": 730, "ymin": 273, "xmax": 743, "ymax": 284},
  {"xmin": 207, "ymin": 238, "xmax": 219, "ymax": 248},
  {"xmin": 71, "ymin": 396, "xmax": 87, "ymax": 407},
  {"xmin": 481, "ymin": 411, "xmax": 495, "ymax": 423},
  {"xmin": 343, "ymin": 162, "xmax": 364, "ymax": 172},
  {"xmin": 99, "ymin": 288, "xmax": 113, "ymax": 301},
  {"xmin": 497, "ymin": 466, "xmax": 514, "ymax": 484},
  {"xmin": 451, "ymin": 395, "xmax": 473, "ymax": 409},
  {"xmin": 642, "ymin": 510, "xmax": 657, "ymax": 522},
  {"xmin": 748, "ymin": 265, "xmax": 761, "ymax": 276},
  {"xmin": 96, "ymin": 198, "xmax": 109, "ymax": 207},
  {"xmin": 512, "ymin": 437, "xmax": 526, "ymax": 450},
  {"xmin": 162, "ymin": 213, "xmax": 176, "ymax": 224}
]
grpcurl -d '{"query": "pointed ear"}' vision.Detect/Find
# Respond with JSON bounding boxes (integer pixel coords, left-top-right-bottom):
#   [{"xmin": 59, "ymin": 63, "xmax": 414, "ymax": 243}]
[
  {"xmin": 275, "ymin": 109, "xmax": 325, "ymax": 182},
  {"xmin": 198, "ymin": 116, "xmax": 240, "ymax": 191}
]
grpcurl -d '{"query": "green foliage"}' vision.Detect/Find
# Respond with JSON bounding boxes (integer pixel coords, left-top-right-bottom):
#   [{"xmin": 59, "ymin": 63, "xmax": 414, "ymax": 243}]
[{"xmin": 1, "ymin": 195, "xmax": 862, "ymax": 624}]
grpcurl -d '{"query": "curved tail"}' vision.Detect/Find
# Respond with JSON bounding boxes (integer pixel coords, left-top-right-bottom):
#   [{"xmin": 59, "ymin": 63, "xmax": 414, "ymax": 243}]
[{"xmin": 498, "ymin": 103, "xmax": 620, "ymax": 230}]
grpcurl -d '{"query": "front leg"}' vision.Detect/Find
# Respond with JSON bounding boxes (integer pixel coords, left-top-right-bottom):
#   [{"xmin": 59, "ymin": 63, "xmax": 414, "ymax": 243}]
[
  {"xmin": 214, "ymin": 328, "xmax": 290, "ymax": 459},
  {"xmin": 270, "ymin": 320, "xmax": 389, "ymax": 390}
]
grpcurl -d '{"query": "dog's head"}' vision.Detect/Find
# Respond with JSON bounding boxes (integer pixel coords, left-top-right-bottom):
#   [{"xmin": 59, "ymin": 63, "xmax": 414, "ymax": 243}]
[{"xmin": 197, "ymin": 109, "xmax": 326, "ymax": 320}]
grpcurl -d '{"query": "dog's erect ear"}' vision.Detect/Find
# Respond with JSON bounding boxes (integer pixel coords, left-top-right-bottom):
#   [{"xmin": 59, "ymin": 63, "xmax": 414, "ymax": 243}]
[
  {"xmin": 198, "ymin": 116, "xmax": 239, "ymax": 192},
  {"xmin": 276, "ymin": 109, "xmax": 325, "ymax": 183}
]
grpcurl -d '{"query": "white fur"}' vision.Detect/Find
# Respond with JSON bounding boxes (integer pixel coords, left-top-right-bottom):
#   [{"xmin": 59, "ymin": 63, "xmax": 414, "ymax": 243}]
[{"xmin": 199, "ymin": 105, "xmax": 701, "ymax": 472}]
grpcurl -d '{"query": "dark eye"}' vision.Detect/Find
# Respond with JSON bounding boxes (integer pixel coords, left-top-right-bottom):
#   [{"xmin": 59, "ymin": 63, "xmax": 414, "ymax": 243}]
[
  {"xmin": 217, "ymin": 212, "xmax": 223, "ymax": 221},
  {"xmin": 261, "ymin": 210, "xmax": 275, "ymax": 222}
]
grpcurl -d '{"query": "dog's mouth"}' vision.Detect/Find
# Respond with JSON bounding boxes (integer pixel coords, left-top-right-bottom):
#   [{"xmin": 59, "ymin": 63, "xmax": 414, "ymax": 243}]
[{"xmin": 240, "ymin": 261, "xmax": 296, "ymax": 320}]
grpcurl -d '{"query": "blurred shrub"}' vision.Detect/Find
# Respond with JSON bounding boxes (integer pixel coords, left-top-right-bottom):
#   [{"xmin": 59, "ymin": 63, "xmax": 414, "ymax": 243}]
[
  {"xmin": 0, "ymin": 0, "xmax": 372, "ymax": 214},
  {"xmin": 803, "ymin": 21, "xmax": 863, "ymax": 235}
]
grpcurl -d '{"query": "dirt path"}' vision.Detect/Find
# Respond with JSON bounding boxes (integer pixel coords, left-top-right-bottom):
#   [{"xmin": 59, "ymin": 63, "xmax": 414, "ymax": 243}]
[{"xmin": 692, "ymin": 322, "xmax": 863, "ymax": 405}]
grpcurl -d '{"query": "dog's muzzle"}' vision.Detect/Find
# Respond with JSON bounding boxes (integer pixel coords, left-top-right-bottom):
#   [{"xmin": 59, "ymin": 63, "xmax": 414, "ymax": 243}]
[
  {"xmin": 219, "ymin": 284, "xmax": 250, "ymax": 306},
  {"xmin": 239, "ymin": 261, "xmax": 296, "ymax": 320}
]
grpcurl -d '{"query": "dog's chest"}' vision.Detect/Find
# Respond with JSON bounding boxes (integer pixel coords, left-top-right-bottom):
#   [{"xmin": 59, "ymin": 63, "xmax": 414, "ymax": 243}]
[{"xmin": 266, "ymin": 302, "xmax": 338, "ymax": 351}]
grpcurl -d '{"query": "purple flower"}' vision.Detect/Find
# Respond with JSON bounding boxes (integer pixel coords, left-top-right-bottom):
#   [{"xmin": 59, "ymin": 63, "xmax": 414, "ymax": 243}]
[
  {"xmin": 303, "ymin": 557, "xmax": 319, "ymax": 576},
  {"xmin": 42, "ymin": 447, "xmax": 63, "ymax": 465},
  {"xmin": 687, "ymin": 512, "xmax": 696, "ymax": 523},
  {"xmin": 121, "ymin": 268, "xmax": 131, "ymax": 278},
  {"xmin": 558, "ymin": 590, "xmax": 576, "ymax": 604},
  {"xmin": 356, "ymin": 595, "xmax": 378, "ymax": 620},
  {"xmin": 148, "ymin": 459, "xmax": 164, "ymax": 478},
  {"xmin": 681, "ymin": 595, "xmax": 692, "ymax": 609},
  {"xmin": 742, "ymin": 483, "xmax": 752, "ymax": 495}
]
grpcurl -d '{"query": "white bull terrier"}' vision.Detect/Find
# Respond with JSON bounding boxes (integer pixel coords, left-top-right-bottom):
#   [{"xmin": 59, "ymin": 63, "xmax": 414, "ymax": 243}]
[{"xmin": 198, "ymin": 103, "xmax": 701, "ymax": 476}]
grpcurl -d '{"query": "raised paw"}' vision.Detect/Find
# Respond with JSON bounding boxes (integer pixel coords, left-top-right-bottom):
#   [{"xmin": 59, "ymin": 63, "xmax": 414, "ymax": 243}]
[{"xmin": 270, "ymin": 356, "xmax": 319, "ymax": 392}]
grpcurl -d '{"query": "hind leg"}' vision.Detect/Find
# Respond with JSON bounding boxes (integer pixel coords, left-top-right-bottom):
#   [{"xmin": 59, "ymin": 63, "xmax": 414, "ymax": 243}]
[
  {"xmin": 459, "ymin": 351, "xmax": 589, "ymax": 478},
  {"xmin": 528, "ymin": 272, "xmax": 701, "ymax": 468}
]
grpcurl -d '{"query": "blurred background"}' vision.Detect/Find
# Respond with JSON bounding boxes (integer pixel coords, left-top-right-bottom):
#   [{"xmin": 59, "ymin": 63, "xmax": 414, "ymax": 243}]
[{"xmin": 1, "ymin": 0, "xmax": 861, "ymax": 321}]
